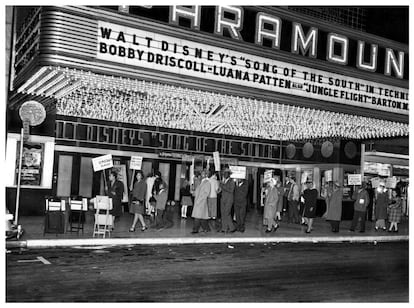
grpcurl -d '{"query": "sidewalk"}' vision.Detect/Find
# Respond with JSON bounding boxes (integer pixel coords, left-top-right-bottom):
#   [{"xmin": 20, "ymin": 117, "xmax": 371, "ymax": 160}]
[{"xmin": 7, "ymin": 207, "xmax": 409, "ymax": 249}]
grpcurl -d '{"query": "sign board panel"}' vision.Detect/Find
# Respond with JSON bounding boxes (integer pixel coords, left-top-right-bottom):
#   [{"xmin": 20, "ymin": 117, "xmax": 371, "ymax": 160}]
[
  {"xmin": 97, "ymin": 21, "xmax": 408, "ymax": 115},
  {"xmin": 130, "ymin": 156, "xmax": 143, "ymax": 170},
  {"xmin": 213, "ymin": 151, "xmax": 221, "ymax": 171},
  {"xmin": 229, "ymin": 165, "xmax": 246, "ymax": 179},
  {"xmin": 325, "ymin": 170, "xmax": 333, "ymax": 182},
  {"xmin": 386, "ymin": 176, "xmax": 397, "ymax": 189},
  {"xmin": 348, "ymin": 174, "xmax": 362, "ymax": 186},
  {"xmin": 371, "ymin": 177, "xmax": 380, "ymax": 188},
  {"xmin": 264, "ymin": 170, "xmax": 273, "ymax": 183},
  {"xmin": 92, "ymin": 154, "xmax": 113, "ymax": 171}
]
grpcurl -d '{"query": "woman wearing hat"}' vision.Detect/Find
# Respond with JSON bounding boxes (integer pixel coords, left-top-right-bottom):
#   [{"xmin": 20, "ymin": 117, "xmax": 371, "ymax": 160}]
[
  {"xmin": 263, "ymin": 178, "xmax": 279, "ymax": 233},
  {"xmin": 326, "ymin": 182, "xmax": 343, "ymax": 232},
  {"xmin": 374, "ymin": 182, "xmax": 389, "ymax": 231}
]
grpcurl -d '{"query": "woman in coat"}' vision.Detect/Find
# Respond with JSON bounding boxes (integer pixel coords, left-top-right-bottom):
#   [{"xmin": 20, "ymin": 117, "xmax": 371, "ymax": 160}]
[
  {"xmin": 374, "ymin": 182, "xmax": 389, "ymax": 231},
  {"xmin": 326, "ymin": 182, "xmax": 342, "ymax": 232},
  {"xmin": 302, "ymin": 181, "xmax": 318, "ymax": 233},
  {"xmin": 129, "ymin": 170, "xmax": 148, "ymax": 232},
  {"xmin": 275, "ymin": 180, "xmax": 284, "ymax": 221},
  {"xmin": 107, "ymin": 170, "xmax": 124, "ymax": 219},
  {"xmin": 263, "ymin": 178, "xmax": 279, "ymax": 233},
  {"xmin": 191, "ymin": 170, "xmax": 211, "ymax": 233},
  {"xmin": 180, "ymin": 179, "xmax": 193, "ymax": 218},
  {"xmin": 388, "ymin": 189, "xmax": 402, "ymax": 232}
]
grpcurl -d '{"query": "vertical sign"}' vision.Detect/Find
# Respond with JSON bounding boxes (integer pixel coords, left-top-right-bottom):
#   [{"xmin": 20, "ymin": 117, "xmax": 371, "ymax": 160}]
[
  {"xmin": 213, "ymin": 151, "xmax": 221, "ymax": 171},
  {"xmin": 264, "ymin": 170, "xmax": 273, "ymax": 183}
]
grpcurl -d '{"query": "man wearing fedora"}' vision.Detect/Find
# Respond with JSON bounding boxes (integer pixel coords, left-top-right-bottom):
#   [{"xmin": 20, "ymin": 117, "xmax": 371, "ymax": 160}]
[
  {"xmin": 219, "ymin": 169, "xmax": 236, "ymax": 233},
  {"xmin": 349, "ymin": 182, "xmax": 370, "ymax": 233},
  {"xmin": 325, "ymin": 181, "xmax": 343, "ymax": 232}
]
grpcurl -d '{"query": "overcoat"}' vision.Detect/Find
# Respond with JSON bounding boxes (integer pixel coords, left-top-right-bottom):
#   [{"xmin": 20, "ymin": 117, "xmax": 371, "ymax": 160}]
[
  {"xmin": 234, "ymin": 181, "xmax": 248, "ymax": 207},
  {"xmin": 326, "ymin": 188, "xmax": 342, "ymax": 221},
  {"xmin": 276, "ymin": 186, "xmax": 284, "ymax": 212},
  {"xmin": 191, "ymin": 178, "xmax": 211, "ymax": 219},
  {"xmin": 263, "ymin": 187, "xmax": 278, "ymax": 222},
  {"xmin": 375, "ymin": 191, "xmax": 389, "ymax": 220},
  {"xmin": 303, "ymin": 188, "xmax": 318, "ymax": 218},
  {"xmin": 107, "ymin": 179, "xmax": 124, "ymax": 217}
]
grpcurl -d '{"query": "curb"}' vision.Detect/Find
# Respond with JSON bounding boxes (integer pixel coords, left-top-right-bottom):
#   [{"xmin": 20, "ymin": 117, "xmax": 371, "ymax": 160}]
[{"xmin": 6, "ymin": 235, "xmax": 409, "ymax": 249}]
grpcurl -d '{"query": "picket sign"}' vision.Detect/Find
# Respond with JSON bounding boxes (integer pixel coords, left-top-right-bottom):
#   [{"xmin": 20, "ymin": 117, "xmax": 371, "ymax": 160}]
[
  {"xmin": 130, "ymin": 156, "xmax": 143, "ymax": 170},
  {"xmin": 92, "ymin": 154, "xmax": 113, "ymax": 172},
  {"xmin": 264, "ymin": 170, "xmax": 273, "ymax": 183},
  {"xmin": 229, "ymin": 165, "xmax": 246, "ymax": 179},
  {"xmin": 348, "ymin": 174, "xmax": 362, "ymax": 186},
  {"xmin": 213, "ymin": 151, "xmax": 220, "ymax": 171}
]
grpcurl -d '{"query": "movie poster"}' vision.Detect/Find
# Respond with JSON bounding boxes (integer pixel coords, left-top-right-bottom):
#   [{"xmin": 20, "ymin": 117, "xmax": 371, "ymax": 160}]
[{"xmin": 16, "ymin": 142, "xmax": 44, "ymax": 186}]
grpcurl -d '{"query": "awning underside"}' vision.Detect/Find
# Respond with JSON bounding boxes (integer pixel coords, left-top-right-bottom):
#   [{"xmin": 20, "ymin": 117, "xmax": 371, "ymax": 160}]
[{"xmin": 16, "ymin": 66, "xmax": 409, "ymax": 141}]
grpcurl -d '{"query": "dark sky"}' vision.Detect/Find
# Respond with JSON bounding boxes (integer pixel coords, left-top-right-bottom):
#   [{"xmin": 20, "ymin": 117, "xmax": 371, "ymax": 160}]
[
  {"xmin": 15, "ymin": 6, "xmax": 409, "ymax": 44},
  {"xmin": 364, "ymin": 6, "xmax": 409, "ymax": 44}
]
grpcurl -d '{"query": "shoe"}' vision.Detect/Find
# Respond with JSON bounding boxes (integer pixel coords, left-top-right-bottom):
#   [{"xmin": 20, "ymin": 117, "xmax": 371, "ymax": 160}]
[
  {"xmin": 382, "ymin": 228, "xmax": 387, "ymax": 231},
  {"xmin": 191, "ymin": 230, "xmax": 199, "ymax": 234},
  {"xmin": 375, "ymin": 227, "xmax": 379, "ymax": 231},
  {"xmin": 349, "ymin": 229, "xmax": 355, "ymax": 232},
  {"xmin": 305, "ymin": 230, "xmax": 311, "ymax": 234},
  {"xmin": 394, "ymin": 230, "xmax": 399, "ymax": 233},
  {"xmin": 265, "ymin": 229, "xmax": 272, "ymax": 233},
  {"xmin": 359, "ymin": 230, "xmax": 365, "ymax": 233},
  {"xmin": 129, "ymin": 227, "xmax": 135, "ymax": 232},
  {"xmin": 273, "ymin": 225, "xmax": 279, "ymax": 232},
  {"xmin": 141, "ymin": 226, "xmax": 148, "ymax": 232},
  {"xmin": 388, "ymin": 229, "xmax": 393, "ymax": 232}
]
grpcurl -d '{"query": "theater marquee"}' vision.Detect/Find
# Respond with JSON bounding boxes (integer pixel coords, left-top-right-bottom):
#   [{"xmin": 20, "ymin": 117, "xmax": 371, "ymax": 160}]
[{"xmin": 97, "ymin": 21, "xmax": 408, "ymax": 115}]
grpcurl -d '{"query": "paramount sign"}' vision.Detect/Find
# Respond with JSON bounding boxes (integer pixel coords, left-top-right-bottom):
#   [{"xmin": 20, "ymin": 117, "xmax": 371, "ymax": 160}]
[{"xmin": 121, "ymin": 5, "xmax": 407, "ymax": 79}]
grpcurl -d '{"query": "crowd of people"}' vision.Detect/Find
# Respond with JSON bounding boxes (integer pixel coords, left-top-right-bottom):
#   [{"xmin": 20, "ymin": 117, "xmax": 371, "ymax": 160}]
[{"xmin": 106, "ymin": 168, "xmax": 404, "ymax": 235}]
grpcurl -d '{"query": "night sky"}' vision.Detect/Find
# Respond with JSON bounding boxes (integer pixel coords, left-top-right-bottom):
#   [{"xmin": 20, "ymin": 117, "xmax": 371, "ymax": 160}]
[{"xmin": 364, "ymin": 6, "xmax": 409, "ymax": 44}]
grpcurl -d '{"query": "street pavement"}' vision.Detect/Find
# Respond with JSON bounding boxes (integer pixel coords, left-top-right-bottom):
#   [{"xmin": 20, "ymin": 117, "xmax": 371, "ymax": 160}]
[{"xmin": 6, "ymin": 241, "xmax": 409, "ymax": 302}]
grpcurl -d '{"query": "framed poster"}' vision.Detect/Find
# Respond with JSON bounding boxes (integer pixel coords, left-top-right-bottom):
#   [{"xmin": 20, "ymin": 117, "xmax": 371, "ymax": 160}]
[{"xmin": 16, "ymin": 142, "xmax": 44, "ymax": 186}]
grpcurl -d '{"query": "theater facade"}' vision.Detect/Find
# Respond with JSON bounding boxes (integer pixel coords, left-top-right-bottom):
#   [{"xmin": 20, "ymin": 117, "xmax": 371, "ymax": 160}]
[{"xmin": 6, "ymin": 6, "xmax": 409, "ymax": 215}]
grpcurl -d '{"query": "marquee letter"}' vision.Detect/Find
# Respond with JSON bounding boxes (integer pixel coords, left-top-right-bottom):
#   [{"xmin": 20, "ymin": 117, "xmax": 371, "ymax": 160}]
[
  {"xmin": 356, "ymin": 41, "xmax": 378, "ymax": 72},
  {"xmin": 255, "ymin": 13, "xmax": 281, "ymax": 49},
  {"xmin": 327, "ymin": 33, "xmax": 348, "ymax": 65},
  {"xmin": 385, "ymin": 48, "xmax": 405, "ymax": 79},
  {"xmin": 291, "ymin": 22, "xmax": 318, "ymax": 58},
  {"xmin": 169, "ymin": 5, "xmax": 201, "ymax": 30},
  {"xmin": 214, "ymin": 6, "xmax": 243, "ymax": 40}
]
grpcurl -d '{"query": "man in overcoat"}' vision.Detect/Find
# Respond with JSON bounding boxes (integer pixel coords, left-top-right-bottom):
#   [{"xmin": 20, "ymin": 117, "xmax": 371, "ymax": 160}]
[
  {"xmin": 234, "ymin": 179, "xmax": 248, "ymax": 232},
  {"xmin": 191, "ymin": 170, "xmax": 211, "ymax": 233},
  {"xmin": 220, "ymin": 169, "xmax": 236, "ymax": 233}
]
